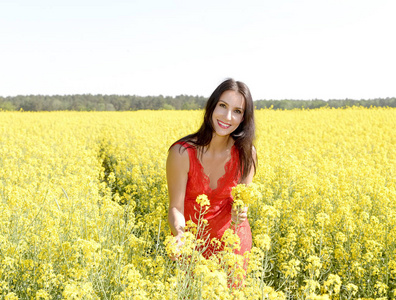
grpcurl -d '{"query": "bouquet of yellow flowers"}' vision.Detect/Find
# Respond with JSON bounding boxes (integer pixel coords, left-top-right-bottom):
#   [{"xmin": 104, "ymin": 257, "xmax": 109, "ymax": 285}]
[{"xmin": 231, "ymin": 183, "xmax": 261, "ymax": 211}]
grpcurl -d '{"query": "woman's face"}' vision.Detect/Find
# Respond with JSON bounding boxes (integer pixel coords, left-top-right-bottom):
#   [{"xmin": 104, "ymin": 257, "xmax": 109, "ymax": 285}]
[{"xmin": 211, "ymin": 90, "xmax": 245, "ymax": 137}]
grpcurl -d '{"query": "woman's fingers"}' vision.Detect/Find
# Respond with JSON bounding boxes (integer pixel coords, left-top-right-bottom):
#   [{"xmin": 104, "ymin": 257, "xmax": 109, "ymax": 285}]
[
  {"xmin": 231, "ymin": 206, "xmax": 248, "ymax": 225},
  {"xmin": 231, "ymin": 207, "xmax": 238, "ymax": 224},
  {"xmin": 169, "ymin": 235, "xmax": 184, "ymax": 261}
]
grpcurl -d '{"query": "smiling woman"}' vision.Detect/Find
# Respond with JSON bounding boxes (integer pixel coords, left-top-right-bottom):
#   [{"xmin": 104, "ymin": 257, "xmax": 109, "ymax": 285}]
[
  {"xmin": 212, "ymin": 90, "xmax": 245, "ymax": 137},
  {"xmin": 166, "ymin": 78, "xmax": 257, "ymax": 260}
]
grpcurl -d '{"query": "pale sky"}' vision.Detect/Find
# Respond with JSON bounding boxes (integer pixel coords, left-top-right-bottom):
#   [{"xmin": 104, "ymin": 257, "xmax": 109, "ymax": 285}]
[{"xmin": 1, "ymin": 0, "xmax": 395, "ymax": 100}]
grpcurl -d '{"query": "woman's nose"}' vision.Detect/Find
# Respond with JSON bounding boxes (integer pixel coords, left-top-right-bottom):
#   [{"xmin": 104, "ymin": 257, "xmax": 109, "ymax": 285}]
[{"xmin": 225, "ymin": 109, "xmax": 232, "ymax": 121}]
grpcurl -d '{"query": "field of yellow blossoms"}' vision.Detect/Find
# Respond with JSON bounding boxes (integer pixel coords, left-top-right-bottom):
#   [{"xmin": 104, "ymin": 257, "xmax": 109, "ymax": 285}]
[{"xmin": 0, "ymin": 107, "xmax": 395, "ymax": 299}]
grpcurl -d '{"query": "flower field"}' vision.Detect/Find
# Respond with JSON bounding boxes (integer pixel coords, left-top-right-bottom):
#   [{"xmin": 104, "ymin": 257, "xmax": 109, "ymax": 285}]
[{"xmin": 0, "ymin": 108, "xmax": 395, "ymax": 299}]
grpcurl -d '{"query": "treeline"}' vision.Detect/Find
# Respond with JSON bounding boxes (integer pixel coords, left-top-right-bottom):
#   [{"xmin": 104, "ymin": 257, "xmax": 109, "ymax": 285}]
[
  {"xmin": 0, "ymin": 94, "xmax": 207, "ymax": 111},
  {"xmin": 255, "ymin": 98, "xmax": 396, "ymax": 110},
  {"xmin": 0, "ymin": 94, "xmax": 395, "ymax": 111}
]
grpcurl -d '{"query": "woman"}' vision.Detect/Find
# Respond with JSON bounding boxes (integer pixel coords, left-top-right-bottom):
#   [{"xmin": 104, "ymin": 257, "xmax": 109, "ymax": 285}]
[{"xmin": 166, "ymin": 78, "xmax": 256, "ymax": 259}]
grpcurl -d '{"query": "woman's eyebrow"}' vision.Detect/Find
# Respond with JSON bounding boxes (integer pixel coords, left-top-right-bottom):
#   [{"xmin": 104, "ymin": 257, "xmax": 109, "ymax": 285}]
[{"xmin": 218, "ymin": 99, "xmax": 244, "ymax": 110}]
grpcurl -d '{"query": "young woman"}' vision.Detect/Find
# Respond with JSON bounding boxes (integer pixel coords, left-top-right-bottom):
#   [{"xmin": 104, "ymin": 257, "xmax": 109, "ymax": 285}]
[{"xmin": 166, "ymin": 78, "xmax": 256, "ymax": 259}]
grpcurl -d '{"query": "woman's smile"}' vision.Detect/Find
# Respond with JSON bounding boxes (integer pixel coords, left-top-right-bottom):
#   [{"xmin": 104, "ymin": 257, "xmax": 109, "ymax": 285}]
[{"xmin": 217, "ymin": 120, "xmax": 231, "ymax": 129}]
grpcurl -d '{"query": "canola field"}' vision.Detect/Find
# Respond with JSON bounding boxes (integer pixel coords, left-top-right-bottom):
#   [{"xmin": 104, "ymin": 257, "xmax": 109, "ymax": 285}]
[{"xmin": 0, "ymin": 108, "xmax": 395, "ymax": 299}]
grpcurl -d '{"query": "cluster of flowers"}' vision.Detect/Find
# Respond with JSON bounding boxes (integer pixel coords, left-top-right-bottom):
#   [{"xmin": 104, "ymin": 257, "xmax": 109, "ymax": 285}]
[
  {"xmin": 0, "ymin": 107, "xmax": 395, "ymax": 299},
  {"xmin": 164, "ymin": 193, "xmax": 284, "ymax": 299}
]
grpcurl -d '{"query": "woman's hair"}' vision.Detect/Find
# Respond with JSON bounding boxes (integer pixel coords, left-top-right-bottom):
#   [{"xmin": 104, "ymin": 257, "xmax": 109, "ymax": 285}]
[{"xmin": 175, "ymin": 78, "xmax": 256, "ymax": 181}]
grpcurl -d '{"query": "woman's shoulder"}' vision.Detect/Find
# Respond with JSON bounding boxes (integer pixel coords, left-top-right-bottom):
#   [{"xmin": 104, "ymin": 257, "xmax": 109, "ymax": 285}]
[
  {"xmin": 168, "ymin": 139, "xmax": 196, "ymax": 159},
  {"xmin": 171, "ymin": 136, "xmax": 198, "ymax": 150},
  {"xmin": 169, "ymin": 142, "xmax": 188, "ymax": 154},
  {"xmin": 167, "ymin": 141, "xmax": 191, "ymax": 174},
  {"xmin": 170, "ymin": 140, "xmax": 194, "ymax": 152}
]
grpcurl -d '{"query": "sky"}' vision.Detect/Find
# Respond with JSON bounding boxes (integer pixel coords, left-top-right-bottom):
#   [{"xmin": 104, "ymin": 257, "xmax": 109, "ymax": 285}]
[{"xmin": 1, "ymin": 0, "xmax": 395, "ymax": 100}]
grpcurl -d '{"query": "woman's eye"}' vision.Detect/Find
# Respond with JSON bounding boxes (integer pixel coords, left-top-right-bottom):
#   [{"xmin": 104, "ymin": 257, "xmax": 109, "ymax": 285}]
[
  {"xmin": 235, "ymin": 109, "xmax": 242, "ymax": 114},
  {"xmin": 219, "ymin": 103, "xmax": 226, "ymax": 108}
]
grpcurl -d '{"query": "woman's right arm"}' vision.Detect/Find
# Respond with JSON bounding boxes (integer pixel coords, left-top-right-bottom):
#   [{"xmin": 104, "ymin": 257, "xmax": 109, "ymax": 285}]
[{"xmin": 166, "ymin": 144, "xmax": 189, "ymax": 243}]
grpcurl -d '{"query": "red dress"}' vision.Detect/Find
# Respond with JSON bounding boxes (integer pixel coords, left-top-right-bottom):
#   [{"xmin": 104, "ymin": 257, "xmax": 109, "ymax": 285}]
[{"xmin": 177, "ymin": 142, "xmax": 252, "ymax": 258}]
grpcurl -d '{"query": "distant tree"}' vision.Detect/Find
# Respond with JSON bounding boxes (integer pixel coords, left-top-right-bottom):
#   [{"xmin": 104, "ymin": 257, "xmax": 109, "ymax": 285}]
[
  {"xmin": 0, "ymin": 100, "xmax": 16, "ymax": 111},
  {"xmin": 105, "ymin": 103, "xmax": 116, "ymax": 111},
  {"xmin": 163, "ymin": 104, "xmax": 175, "ymax": 110},
  {"xmin": 182, "ymin": 101, "xmax": 199, "ymax": 110}
]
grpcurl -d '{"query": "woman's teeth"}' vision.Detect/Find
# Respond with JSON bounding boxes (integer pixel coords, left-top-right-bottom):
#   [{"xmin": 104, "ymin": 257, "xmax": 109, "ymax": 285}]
[{"xmin": 218, "ymin": 120, "xmax": 231, "ymax": 128}]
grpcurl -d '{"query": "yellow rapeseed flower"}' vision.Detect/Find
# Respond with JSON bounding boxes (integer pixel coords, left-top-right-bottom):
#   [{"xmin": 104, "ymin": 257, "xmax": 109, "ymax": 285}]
[{"xmin": 196, "ymin": 194, "xmax": 210, "ymax": 207}]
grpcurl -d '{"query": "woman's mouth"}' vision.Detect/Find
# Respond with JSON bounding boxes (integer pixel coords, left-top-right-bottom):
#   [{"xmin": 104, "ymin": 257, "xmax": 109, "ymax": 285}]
[{"xmin": 217, "ymin": 120, "xmax": 231, "ymax": 129}]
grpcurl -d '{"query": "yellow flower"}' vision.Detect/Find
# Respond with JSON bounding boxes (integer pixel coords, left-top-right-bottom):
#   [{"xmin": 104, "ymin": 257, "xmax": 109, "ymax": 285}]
[
  {"xmin": 305, "ymin": 255, "xmax": 322, "ymax": 278},
  {"xmin": 196, "ymin": 194, "xmax": 210, "ymax": 207},
  {"xmin": 254, "ymin": 233, "xmax": 271, "ymax": 251},
  {"xmin": 5, "ymin": 293, "xmax": 18, "ymax": 300},
  {"xmin": 185, "ymin": 220, "xmax": 197, "ymax": 234},
  {"xmin": 374, "ymin": 281, "xmax": 388, "ymax": 296},
  {"xmin": 323, "ymin": 274, "xmax": 341, "ymax": 295},
  {"xmin": 221, "ymin": 229, "xmax": 241, "ymax": 252},
  {"xmin": 36, "ymin": 289, "xmax": 50, "ymax": 300},
  {"xmin": 231, "ymin": 183, "xmax": 261, "ymax": 209},
  {"xmin": 281, "ymin": 259, "xmax": 300, "ymax": 279},
  {"xmin": 315, "ymin": 212, "xmax": 330, "ymax": 227},
  {"xmin": 345, "ymin": 283, "xmax": 358, "ymax": 296},
  {"xmin": 164, "ymin": 236, "xmax": 179, "ymax": 259}
]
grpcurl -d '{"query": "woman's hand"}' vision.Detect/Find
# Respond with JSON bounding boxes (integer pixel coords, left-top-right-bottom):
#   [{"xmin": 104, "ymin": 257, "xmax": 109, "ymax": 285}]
[
  {"xmin": 231, "ymin": 206, "xmax": 248, "ymax": 226},
  {"xmin": 169, "ymin": 234, "xmax": 185, "ymax": 261}
]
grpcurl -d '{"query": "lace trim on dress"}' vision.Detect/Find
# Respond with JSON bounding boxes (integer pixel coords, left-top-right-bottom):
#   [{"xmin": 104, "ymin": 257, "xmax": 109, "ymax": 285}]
[{"xmin": 192, "ymin": 145, "xmax": 237, "ymax": 192}]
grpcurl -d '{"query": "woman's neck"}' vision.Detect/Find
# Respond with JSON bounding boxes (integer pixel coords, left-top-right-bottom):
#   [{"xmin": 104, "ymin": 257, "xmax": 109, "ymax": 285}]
[{"xmin": 207, "ymin": 134, "xmax": 233, "ymax": 154}]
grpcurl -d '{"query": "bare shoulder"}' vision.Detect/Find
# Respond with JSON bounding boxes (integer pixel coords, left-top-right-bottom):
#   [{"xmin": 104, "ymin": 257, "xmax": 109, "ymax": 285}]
[
  {"xmin": 168, "ymin": 143, "xmax": 189, "ymax": 159},
  {"xmin": 167, "ymin": 143, "xmax": 190, "ymax": 173}
]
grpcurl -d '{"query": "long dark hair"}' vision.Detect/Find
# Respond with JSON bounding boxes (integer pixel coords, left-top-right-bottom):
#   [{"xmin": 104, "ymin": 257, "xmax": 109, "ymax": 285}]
[{"xmin": 175, "ymin": 78, "xmax": 256, "ymax": 181}]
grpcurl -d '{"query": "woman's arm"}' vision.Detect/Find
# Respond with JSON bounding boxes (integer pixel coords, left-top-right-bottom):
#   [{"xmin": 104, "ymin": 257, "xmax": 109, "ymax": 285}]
[{"xmin": 166, "ymin": 143, "xmax": 189, "ymax": 242}]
